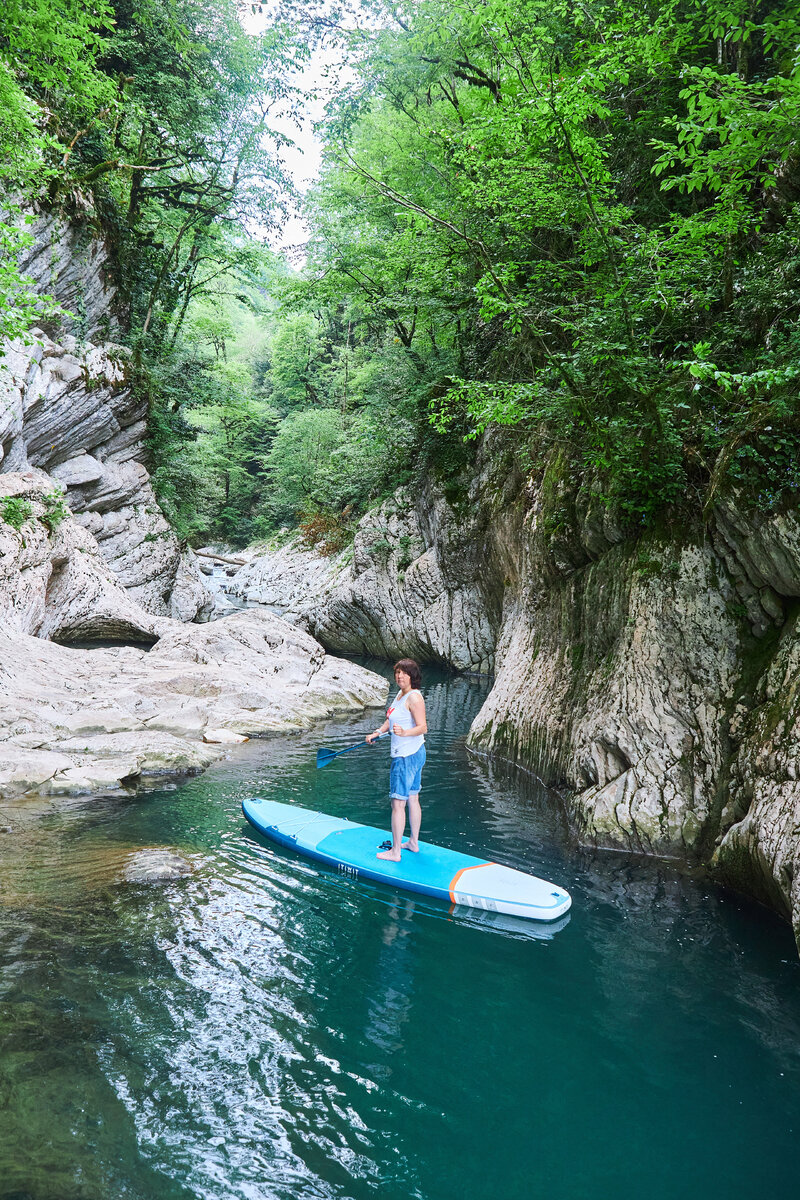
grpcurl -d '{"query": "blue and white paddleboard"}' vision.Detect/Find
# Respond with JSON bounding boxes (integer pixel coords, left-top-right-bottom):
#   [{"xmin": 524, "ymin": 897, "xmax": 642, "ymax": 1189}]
[{"xmin": 242, "ymin": 798, "xmax": 572, "ymax": 921}]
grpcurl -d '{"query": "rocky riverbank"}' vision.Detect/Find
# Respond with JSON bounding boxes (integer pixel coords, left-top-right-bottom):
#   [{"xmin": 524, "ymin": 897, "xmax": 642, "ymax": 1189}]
[
  {"xmin": 0, "ymin": 612, "xmax": 385, "ymax": 799},
  {"xmin": 0, "ymin": 470, "xmax": 386, "ymax": 799}
]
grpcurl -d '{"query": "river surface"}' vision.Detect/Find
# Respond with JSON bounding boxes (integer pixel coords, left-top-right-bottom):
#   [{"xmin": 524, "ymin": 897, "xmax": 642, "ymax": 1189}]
[{"xmin": 1, "ymin": 665, "xmax": 799, "ymax": 1200}]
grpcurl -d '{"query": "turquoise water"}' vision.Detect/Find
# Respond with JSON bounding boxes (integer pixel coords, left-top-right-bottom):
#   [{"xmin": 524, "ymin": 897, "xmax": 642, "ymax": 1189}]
[{"xmin": 1, "ymin": 664, "xmax": 799, "ymax": 1200}]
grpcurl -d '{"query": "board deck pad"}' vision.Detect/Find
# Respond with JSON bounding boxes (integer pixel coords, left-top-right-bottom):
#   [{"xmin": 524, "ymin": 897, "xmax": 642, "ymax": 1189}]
[{"xmin": 242, "ymin": 798, "xmax": 572, "ymax": 921}]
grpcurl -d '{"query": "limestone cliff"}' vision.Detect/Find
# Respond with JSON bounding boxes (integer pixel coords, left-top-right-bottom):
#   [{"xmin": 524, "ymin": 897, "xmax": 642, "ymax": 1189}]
[
  {"xmin": 0, "ymin": 208, "xmax": 210, "ymax": 622},
  {"xmin": 228, "ymin": 488, "xmax": 499, "ymax": 673}
]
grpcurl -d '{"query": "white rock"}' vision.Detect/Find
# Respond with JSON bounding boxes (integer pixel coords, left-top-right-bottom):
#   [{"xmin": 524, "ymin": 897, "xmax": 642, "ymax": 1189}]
[
  {"xmin": 51, "ymin": 454, "xmax": 105, "ymax": 487},
  {"xmin": 0, "ymin": 609, "xmax": 386, "ymax": 800}
]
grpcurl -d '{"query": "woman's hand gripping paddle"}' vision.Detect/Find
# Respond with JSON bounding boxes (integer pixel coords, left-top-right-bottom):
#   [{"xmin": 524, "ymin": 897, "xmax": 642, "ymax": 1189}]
[{"xmin": 316, "ymin": 731, "xmax": 387, "ymax": 769}]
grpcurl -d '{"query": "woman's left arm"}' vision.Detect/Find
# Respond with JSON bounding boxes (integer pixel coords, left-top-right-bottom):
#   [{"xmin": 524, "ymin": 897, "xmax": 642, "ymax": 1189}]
[{"xmin": 404, "ymin": 691, "xmax": 427, "ymax": 736}]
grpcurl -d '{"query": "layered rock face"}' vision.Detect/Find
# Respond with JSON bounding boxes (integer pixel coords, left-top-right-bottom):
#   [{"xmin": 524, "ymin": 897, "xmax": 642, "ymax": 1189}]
[
  {"xmin": 234, "ymin": 450, "xmax": 800, "ymax": 946},
  {"xmin": 229, "ymin": 488, "xmax": 500, "ymax": 673},
  {"xmin": 467, "ymin": 482, "xmax": 800, "ymax": 948},
  {"xmin": 470, "ymin": 540, "xmax": 742, "ymax": 859},
  {"xmin": 0, "ymin": 470, "xmax": 161, "ymax": 644},
  {"xmin": 0, "ymin": 208, "xmax": 211, "ymax": 621}
]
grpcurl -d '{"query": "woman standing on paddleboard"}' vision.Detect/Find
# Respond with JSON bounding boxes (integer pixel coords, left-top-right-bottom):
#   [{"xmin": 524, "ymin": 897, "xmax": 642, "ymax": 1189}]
[{"xmin": 366, "ymin": 659, "xmax": 427, "ymax": 861}]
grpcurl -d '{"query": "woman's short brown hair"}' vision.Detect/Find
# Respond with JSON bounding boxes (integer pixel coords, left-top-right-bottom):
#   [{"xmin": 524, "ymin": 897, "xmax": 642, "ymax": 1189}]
[{"xmin": 394, "ymin": 658, "xmax": 422, "ymax": 689}]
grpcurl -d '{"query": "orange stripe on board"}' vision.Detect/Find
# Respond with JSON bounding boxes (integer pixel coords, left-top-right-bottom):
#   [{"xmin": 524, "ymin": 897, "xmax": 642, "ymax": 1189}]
[{"xmin": 448, "ymin": 862, "xmax": 496, "ymax": 903}]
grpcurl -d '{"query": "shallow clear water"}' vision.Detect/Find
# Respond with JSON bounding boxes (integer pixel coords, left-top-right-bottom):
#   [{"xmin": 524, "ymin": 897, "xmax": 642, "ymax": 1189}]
[{"xmin": 1, "ymin": 665, "xmax": 799, "ymax": 1200}]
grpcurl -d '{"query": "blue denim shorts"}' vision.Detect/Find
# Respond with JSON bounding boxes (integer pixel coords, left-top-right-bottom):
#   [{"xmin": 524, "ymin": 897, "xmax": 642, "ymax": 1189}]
[{"xmin": 389, "ymin": 744, "xmax": 426, "ymax": 800}]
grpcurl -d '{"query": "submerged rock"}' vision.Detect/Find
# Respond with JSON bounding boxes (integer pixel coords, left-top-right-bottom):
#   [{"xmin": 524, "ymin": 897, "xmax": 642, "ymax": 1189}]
[{"xmin": 121, "ymin": 848, "xmax": 194, "ymax": 883}]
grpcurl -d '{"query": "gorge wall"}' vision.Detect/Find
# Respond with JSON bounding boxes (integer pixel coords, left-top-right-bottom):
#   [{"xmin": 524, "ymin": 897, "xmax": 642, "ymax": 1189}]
[
  {"xmin": 8, "ymin": 209, "xmax": 799, "ymax": 949},
  {"xmin": 230, "ymin": 441, "xmax": 800, "ymax": 948}
]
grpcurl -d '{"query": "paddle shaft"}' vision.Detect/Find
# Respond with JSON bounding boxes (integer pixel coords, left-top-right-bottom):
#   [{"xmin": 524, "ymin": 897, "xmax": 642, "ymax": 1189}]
[{"xmin": 316, "ymin": 731, "xmax": 387, "ymax": 768}]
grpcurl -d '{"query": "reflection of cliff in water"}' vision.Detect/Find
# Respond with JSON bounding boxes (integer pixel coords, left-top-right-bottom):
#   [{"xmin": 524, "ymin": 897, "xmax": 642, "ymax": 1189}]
[
  {"xmin": 416, "ymin": 672, "xmax": 492, "ymax": 739},
  {"xmin": 580, "ymin": 850, "xmax": 800, "ymax": 1066},
  {"xmin": 462, "ymin": 753, "xmax": 572, "ymax": 859}
]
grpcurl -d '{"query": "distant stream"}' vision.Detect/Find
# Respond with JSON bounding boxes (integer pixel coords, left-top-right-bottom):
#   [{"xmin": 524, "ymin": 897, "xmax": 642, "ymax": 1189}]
[{"xmin": 1, "ymin": 664, "xmax": 799, "ymax": 1200}]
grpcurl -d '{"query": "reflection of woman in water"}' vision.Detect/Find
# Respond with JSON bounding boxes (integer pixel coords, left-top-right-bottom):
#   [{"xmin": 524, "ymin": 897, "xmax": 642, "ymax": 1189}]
[
  {"xmin": 366, "ymin": 659, "xmax": 427, "ymax": 861},
  {"xmin": 362, "ymin": 897, "xmax": 417, "ymax": 1069}
]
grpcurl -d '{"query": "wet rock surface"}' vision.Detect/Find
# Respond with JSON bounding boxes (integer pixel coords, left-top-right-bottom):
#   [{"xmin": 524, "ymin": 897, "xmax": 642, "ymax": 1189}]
[{"xmin": 120, "ymin": 848, "xmax": 195, "ymax": 883}]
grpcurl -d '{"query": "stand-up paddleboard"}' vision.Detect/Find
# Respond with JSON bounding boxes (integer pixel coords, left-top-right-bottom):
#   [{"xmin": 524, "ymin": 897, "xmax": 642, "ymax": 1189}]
[{"xmin": 242, "ymin": 798, "xmax": 572, "ymax": 921}]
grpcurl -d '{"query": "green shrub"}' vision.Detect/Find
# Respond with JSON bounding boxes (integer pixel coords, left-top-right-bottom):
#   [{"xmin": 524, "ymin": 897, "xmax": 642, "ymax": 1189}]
[
  {"xmin": 0, "ymin": 496, "xmax": 33, "ymax": 531},
  {"xmin": 40, "ymin": 491, "xmax": 70, "ymax": 533}
]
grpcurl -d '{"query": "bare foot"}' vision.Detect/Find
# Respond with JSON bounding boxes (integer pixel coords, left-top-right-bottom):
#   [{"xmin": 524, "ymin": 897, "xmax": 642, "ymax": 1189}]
[
  {"xmin": 401, "ymin": 840, "xmax": 419, "ymax": 852},
  {"xmin": 377, "ymin": 848, "xmax": 401, "ymax": 862}
]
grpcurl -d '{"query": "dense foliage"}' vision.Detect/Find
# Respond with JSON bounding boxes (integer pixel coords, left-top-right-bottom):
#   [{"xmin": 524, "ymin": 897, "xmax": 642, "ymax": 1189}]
[
  {"xmin": 0, "ymin": 0, "xmax": 116, "ymax": 338},
  {"xmin": 3, "ymin": 0, "xmax": 800, "ymax": 546},
  {"xmin": 296, "ymin": 0, "xmax": 800, "ymax": 531}
]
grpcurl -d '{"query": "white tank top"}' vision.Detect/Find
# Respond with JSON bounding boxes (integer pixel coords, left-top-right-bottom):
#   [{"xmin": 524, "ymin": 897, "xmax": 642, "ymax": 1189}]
[{"xmin": 388, "ymin": 690, "xmax": 425, "ymax": 758}]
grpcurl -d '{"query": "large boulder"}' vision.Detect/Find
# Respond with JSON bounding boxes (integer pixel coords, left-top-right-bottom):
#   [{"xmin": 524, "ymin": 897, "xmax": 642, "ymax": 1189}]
[{"xmin": 0, "ymin": 611, "xmax": 386, "ymax": 799}]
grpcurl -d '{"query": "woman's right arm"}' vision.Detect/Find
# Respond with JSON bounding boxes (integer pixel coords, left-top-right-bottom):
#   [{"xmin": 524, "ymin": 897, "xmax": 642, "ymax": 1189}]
[{"xmin": 366, "ymin": 719, "xmax": 389, "ymax": 744}]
